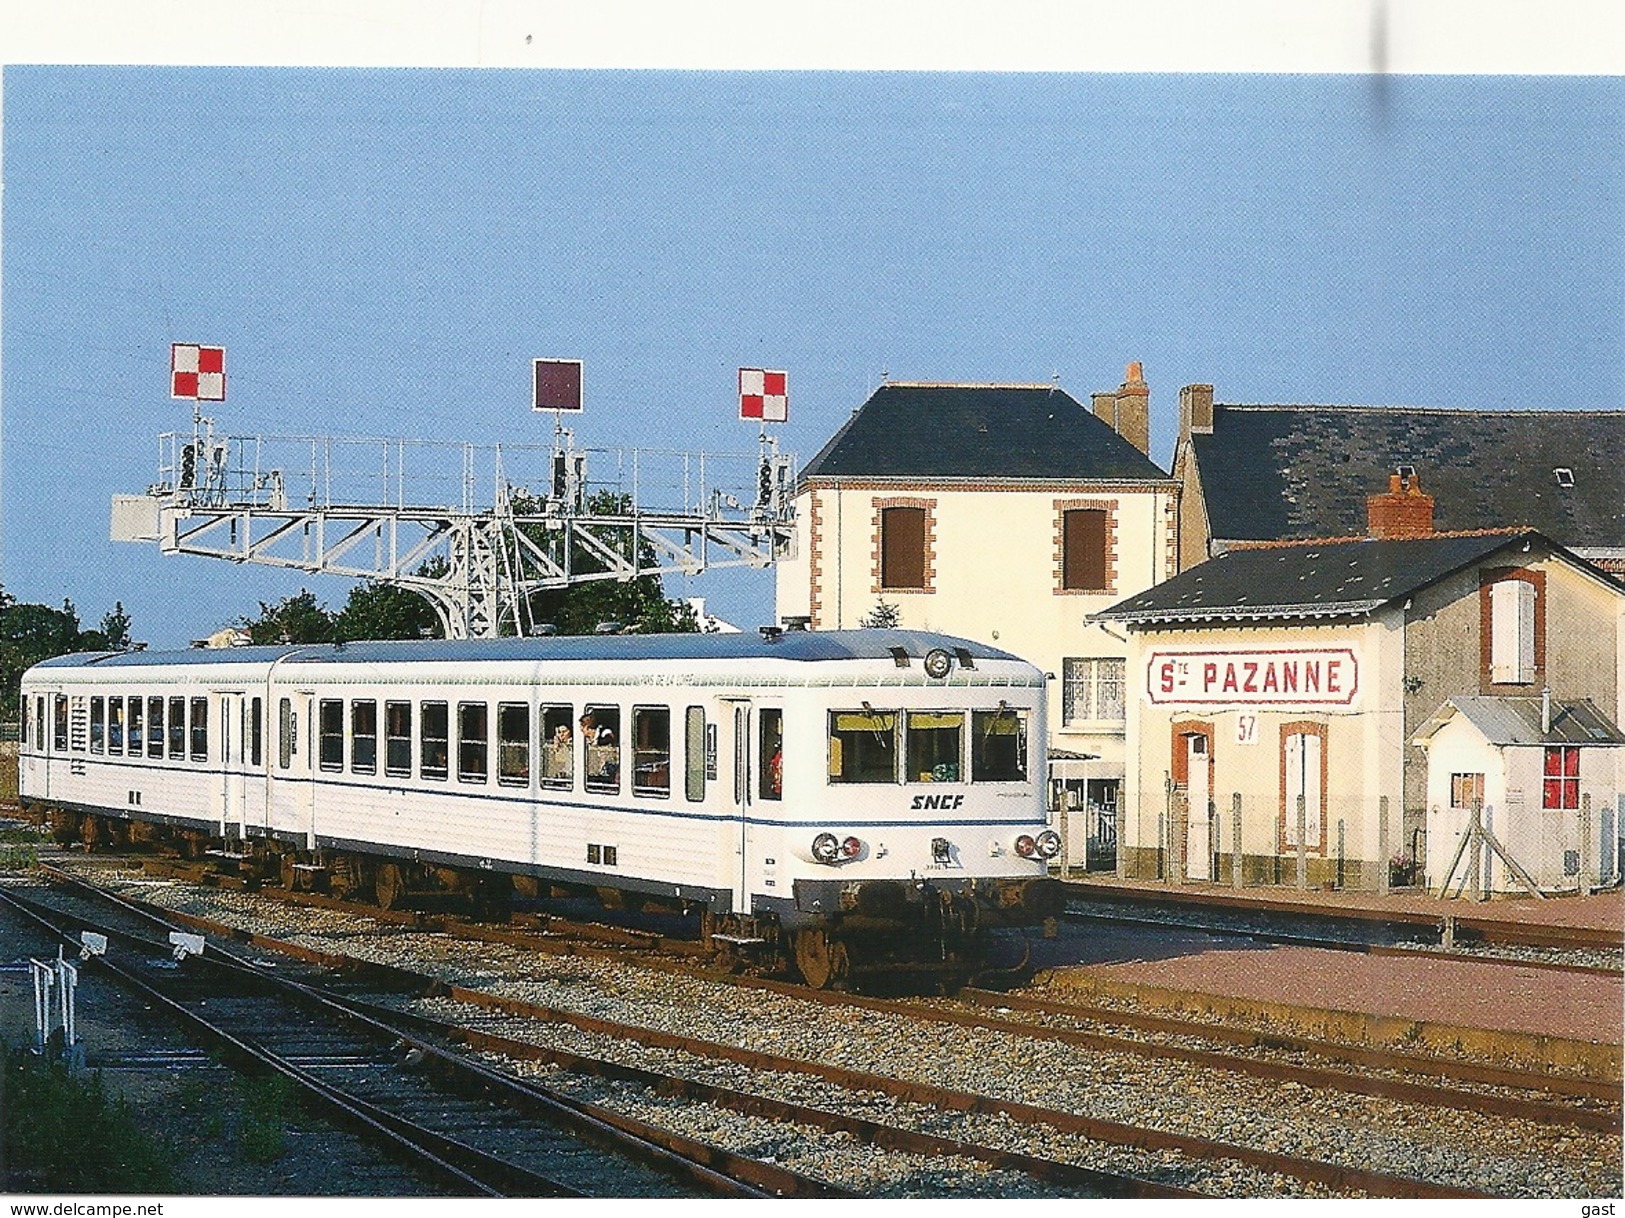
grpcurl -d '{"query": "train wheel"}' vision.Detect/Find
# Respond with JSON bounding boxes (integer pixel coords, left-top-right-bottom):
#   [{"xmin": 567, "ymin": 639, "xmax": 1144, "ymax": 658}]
[
  {"xmin": 375, "ymin": 862, "xmax": 408, "ymax": 911},
  {"xmin": 793, "ymin": 929, "xmax": 850, "ymax": 990}
]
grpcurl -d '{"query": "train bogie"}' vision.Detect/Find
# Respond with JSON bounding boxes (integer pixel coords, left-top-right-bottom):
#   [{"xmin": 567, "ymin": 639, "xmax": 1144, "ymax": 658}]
[{"xmin": 19, "ymin": 630, "xmax": 1060, "ymax": 987}]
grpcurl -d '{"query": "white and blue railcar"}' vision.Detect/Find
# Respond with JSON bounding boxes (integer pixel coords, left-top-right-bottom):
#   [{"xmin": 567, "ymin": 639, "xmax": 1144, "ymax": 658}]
[{"xmin": 19, "ymin": 629, "xmax": 1062, "ymax": 986}]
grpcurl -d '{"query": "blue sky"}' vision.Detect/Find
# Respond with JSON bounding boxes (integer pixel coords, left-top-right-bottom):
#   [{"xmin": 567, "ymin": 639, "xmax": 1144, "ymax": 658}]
[{"xmin": 3, "ymin": 68, "xmax": 1621, "ymax": 646}]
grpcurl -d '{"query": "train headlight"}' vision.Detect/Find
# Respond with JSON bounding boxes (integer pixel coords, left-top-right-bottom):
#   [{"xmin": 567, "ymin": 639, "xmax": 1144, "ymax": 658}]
[
  {"xmin": 923, "ymin": 648, "xmax": 953, "ymax": 679},
  {"xmin": 1034, "ymin": 829, "xmax": 1062, "ymax": 859},
  {"xmin": 1014, "ymin": 834, "xmax": 1037, "ymax": 859},
  {"xmin": 840, "ymin": 835, "xmax": 864, "ymax": 860},
  {"xmin": 811, "ymin": 832, "xmax": 841, "ymax": 864}
]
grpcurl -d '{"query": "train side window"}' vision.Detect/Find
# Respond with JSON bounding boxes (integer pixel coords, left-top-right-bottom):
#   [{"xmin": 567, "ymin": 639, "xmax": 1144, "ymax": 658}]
[
  {"xmin": 129, "ymin": 696, "xmax": 145, "ymax": 756},
  {"xmin": 384, "ymin": 701, "xmax": 412, "ymax": 777},
  {"xmin": 351, "ymin": 700, "xmax": 378, "ymax": 775},
  {"xmin": 190, "ymin": 697, "xmax": 209, "ymax": 762},
  {"xmin": 52, "ymin": 696, "xmax": 69, "ymax": 753},
  {"xmin": 828, "ymin": 709, "xmax": 897, "ymax": 784},
  {"xmin": 278, "ymin": 698, "xmax": 294, "ymax": 769},
  {"xmin": 906, "ymin": 711, "xmax": 963, "ymax": 783},
  {"xmin": 148, "ymin": 698, "xmax": 165, "ymax": 758},
  {"xmin": 317, "ymin": 700, "xmax": 343, "ymax": 771},
  {"xmin": 758, "ymin": 708, "xmax": 783, "ymax": 801},
  {"xmin": 421, "ymin": 702, "xmax": 449, "ymax": 781},
  {"xmin": 684, "ymin": 707, "xmax": 706, "ymax": 802},
  {"xmin": 581, "ymin": 704, "xmax": 620, "ymax": 794},
  {"xmin": 108, "ymin": 697, "xmax": 125, "ymax": 755},
  {"xmin": 168, "ymin": 697, "xmax": 186, "ymax": 759},
  {"xmin": 497, "ymin": 703, "xmax": 530, "ymax": 787},
  {"xmin": 458, "ymin": 702, "xmax": 488, "ymax": 783},
  {"xmin": 90, "ymin": 697, "xmax": 105, "ymax": 754},
  {"xmin": 971, "ymin": 708, "xmax": 1027, "ymax": 782},
  {"xmin": 250, "ymin": 697, "xmax": 263, "ymax": 768},
  {"xmin": 539, "ymin": 704, "xmax": 575, "ymax": 789},
  {"xmin": 631, "ymin": 706, "xmax": 670, "ymax": 798}
]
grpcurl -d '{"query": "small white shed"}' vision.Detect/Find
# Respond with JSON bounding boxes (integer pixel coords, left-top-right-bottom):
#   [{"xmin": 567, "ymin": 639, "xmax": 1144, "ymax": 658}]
[{"xmin": 1412, "ymin": 695, "xmax": 1624, "ymax": 894}]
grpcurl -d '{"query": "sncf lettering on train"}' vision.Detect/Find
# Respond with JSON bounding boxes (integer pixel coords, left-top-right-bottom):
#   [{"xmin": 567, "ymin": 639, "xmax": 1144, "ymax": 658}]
[{"xmin": 910, "ymin": 793, "xmax": 965, "ymax": 811}]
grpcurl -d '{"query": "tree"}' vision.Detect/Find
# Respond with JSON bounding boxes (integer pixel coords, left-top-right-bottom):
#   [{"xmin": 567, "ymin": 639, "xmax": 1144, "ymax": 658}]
[
  {"xmin": 239, "ymin": 589, "xmax": 335, "ymax": 644},
  {"xmin": 0, "ymin": 586, "xmax": 131, "ymax": 720},
  {"xmin": 99, "ymin": 603, "xmax": 132, "ymax": 651},
  {"xmin": 859, "ymin": 600, "xmax": 902, "ymax": 629},
  {"xmin": 333, "ymin": 578, "xmax": 443, "ymax": 642}
]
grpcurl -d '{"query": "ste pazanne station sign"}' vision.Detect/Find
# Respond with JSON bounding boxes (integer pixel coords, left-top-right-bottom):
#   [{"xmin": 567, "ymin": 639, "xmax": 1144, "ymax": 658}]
[{"xmin": 1145, "ymin": 648, "xmax": 1360, "ymax": 708}]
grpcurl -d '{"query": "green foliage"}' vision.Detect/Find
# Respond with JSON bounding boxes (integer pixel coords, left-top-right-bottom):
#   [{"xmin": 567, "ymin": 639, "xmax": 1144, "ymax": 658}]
[
  {"xmin": 240, "ymin": 589, "xmax": 336, "ymax": 644},
  {"xmin": 858, "ymin": 600, "xmax": 902, "ymax": 629},
  {"xmin": 333, "ymin": 578, "xmax": 443, "ymax": 642},
  {"xmin": 2, "ymin": 1042, "xmax": 175, "ymax": 1193},
  {"xmin": 0, "ymin": 585, "xmax": 133, "ymax": 720},
  {"xmin": 99, "ymin": 603, "xmax": 132, "ymax": 650}
]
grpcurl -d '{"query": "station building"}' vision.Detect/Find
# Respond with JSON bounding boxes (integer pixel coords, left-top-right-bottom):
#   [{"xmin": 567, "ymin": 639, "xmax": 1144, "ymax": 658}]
[
  {"xmin": 774, "ymin": 369, "xmax": 1179, "ymax": 865},
  {"xmin": 1094, "ymin": 477, "xmax": 1625, "ymax": 894}
]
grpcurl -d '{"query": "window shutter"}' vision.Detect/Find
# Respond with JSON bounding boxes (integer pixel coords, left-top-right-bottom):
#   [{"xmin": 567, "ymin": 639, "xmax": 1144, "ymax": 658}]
[
  {"xmin": 1063, "ymin": 509, "xmax": 1107, "ymax": 590},
  {"xmin": 1490, "ymin": 579, "xmax": 1535, "ymax": 683},
  {"xmin": 881, "ymin": 507, "xmax": 926, "ymax": 589}
]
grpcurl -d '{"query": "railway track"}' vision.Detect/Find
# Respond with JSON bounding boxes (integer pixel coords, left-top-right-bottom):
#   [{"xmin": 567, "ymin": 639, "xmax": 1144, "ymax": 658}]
[
  {"xmin": 33, "ymin": 859, "xmax": 1615, "ymax": 1197},
  {"xmin": 0, "ymin": 874, "xmax": 825, "ymax": 1199}
]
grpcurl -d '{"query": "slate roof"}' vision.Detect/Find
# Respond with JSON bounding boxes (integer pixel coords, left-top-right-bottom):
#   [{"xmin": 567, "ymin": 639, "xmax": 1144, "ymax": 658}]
[
  {"xmin": 29, "ymin": 629, "xmax": 1026, "ymax": 671},
  {"xmin": 1093, "ymin": 529, "xmax": 1623, "ymax": 625},
  {"xmin": 1412, "ymin": 696, "xmax": 1625, "ymax": 748},
  {"xmin": 799, "ymin": 383, "xmax": 1171, "ymax": 482},
  {"xmin": 1190, "ymin": 405, "xmax": 1625, "ymax": 550}
]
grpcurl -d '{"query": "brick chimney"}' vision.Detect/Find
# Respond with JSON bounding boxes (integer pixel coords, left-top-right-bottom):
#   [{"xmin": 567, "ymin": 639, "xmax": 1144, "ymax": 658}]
[
  {"xmin": 1366, "ymin": 469, "xmax": 1435, "ymax": 539},
  {"xmin": 1178, "ymin": 383, "xmax": 1214, "ymax": 438},
  {"xmin": 1093, "ymin": 362, "xmax": 1151, "ymax": 455}
]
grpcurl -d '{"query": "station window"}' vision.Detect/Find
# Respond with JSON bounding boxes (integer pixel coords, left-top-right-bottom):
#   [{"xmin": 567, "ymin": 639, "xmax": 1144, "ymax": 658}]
[
  {"xmin": 128, "ymin": 696, "xmax": 145, "ymax": 755},
  {"xmin": 249, "ymin": 697, "xmax": 263, "ymax": 768},
  {"xmin": 539, "ymin": 704, "xmax": 575, "ymax": 789},
  {"xmin": 1062, "ymin": 657, "xmax": 1126, "ymax": 724},
  {"xmin": 148, "ymin": 697, "xmax": 166, "ymax": 759},
  {"xmin": 685, "ymin": 707, "xmax": 707, "ymax": 802},
  {"xmin": 351, "ymin": 700, "xmax": 377, "ymax": 774},
  {"xmin": 1450, "ymin": 773, "xmax": 1484, "ymax": 810},
  {"xmin": 169, "ymin": 697, "xmax": 186, "ymax": 759},
  {"xmin": 497, "ymin": 702, "xmax": 530, "ymax": 786},
  {"xmin": 828, "ymin": 709, "xmax": 897, "ymax": 784},
  {"xmin": 758, "ymin": 708, "xmax": 783, "ymax": 801},
  {"xmin": 384, "ymin": 701, "xmax": 412, "ymax": 777},
  {"xmin": 1542, "ymin": 746, "xmax": 1580, "ymax": 810},
  {"xmin": 972, "ymin": 707, "xmax": 1028, "ymax": 782},
  {"xmin": 879, "ymin": 506, "xmax": 927, "ymax": 590},
  {"xmin": 458, "ymin": 702, "xmax": 488, "ymax": 783},
  {"xmin": 420, "ymin": 702, "xmax": 448, "ymax": 781},
  {"xmin": 318, "ymin": 699, "xmax": 344, "ymax": 771},
  {"xmin": 1061, "ymin": 507, "xmax": 1109, "ymax": 592},
  {"xmin": 190, "ymin": 697, "xmax": 209, "ymax": 762},
  {"xmin": 906, "ymin": 711, "xmax": 962, "ymax": 783},
  {"xmin": 631, "ymin": 706, "xmax": 670, "ymax": 797},
  {"xmin": 581, "ymin": 704, "xmax": 621, "ymax": 794},
  {"xmin": 108, "ymin": 697, "xmax": 125, "ymax": 755},
  {"xmin": 90, "ymin": 697, "xmax": 105, "ymax": 754}
]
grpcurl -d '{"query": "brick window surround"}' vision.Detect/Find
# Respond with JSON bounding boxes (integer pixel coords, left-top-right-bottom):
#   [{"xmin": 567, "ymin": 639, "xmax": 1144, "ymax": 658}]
[
  {"xmin": 1478, "ymin": 567, "xmax": 1546, "ymax": 693},
  {"xmin": 1054, "ymin": 499, "xmax": 1117, "ymax": 595},
  {"xmin": 872, "ymin": 497, "xmax": 937, "ymax": 594},
  {"xmin": 1277, "ymin": 720, "xmax": 1329, "ymax": 855},
  {"xmin": 1169, "ymin": 719, "xmax": 1215, "ymax": 789}
]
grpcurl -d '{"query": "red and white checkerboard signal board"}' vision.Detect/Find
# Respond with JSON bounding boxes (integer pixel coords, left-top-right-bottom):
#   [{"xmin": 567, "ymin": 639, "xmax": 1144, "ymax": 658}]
[
  {"xmin": 739, "ymin": 368, "xmax": 787, "ymax": 422},
  {"xmin": 171, "ymin": 344, "xmax": 226, "ymax": 401}
]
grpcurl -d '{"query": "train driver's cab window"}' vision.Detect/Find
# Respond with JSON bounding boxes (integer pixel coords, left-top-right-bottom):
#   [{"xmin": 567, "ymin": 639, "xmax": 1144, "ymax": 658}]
[
  {"xmin": 631, "ymin": 706, "xmax": 670, "ymax": 797},
  {"xmin": 907, "ymin": 711, "xmax": 963, "ymax": 783},
  {"xmin": 538, "ymin": 705, "xmax": 574, "ymax": 788},
  {"xmin": 971, "ymin": 707, "xmax": 1028, "ymax": 782},
  {"xmin": 319, "ymin": 700, "xmax": 344, "ymax": 771},
  {"xmin": 168, "ymin": 697, "xmax": 186, "ymax": 760},
  {"xmin": 148, "ymin": 697, "xmax": 165, "ymax": 759},
  {"xmin": 90, "ymin": 697, "xmax": 105, "ymax": 753},
  {"xmin": 828, "ymin": 709, "xmax": 897, "ymax": 783},
  {"xmin": 351, "ymin": 700, "xmax": 378, "ymax": 774},
  {"xmin": 278, "ymin": 698, "xmax": 294, "ymax": 769},
  {"xmin": 384, "ymin": 701, "xmax": 412, "ymax": 777},
  {"xmin": 581, "ymin": 704, "xmax": 620, "ymax": 794},
  {"xmin": 458, "ymin": 702, "xmax": 488, "ymax": 783},
  {"xmin": 497, "ymin": 702, "xmax": 530, "ymax": 787},
  {"xmin": 190, "ymin": 697, "xmax": 209, "ymax": 762},
  {"xmin": 108, "ymin": 697, "xmax": 125, "ymax": 755},
  {"xmin": 421, "ymin": 702, "xmax": 449, "ymax": 781},
  {"xmin": 758, "ymin": 708, "xmax": 783, "ymax": 800},
  {"xmin": 128, "ymin": 697, "xmax": 145, "ymax": 755}
]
